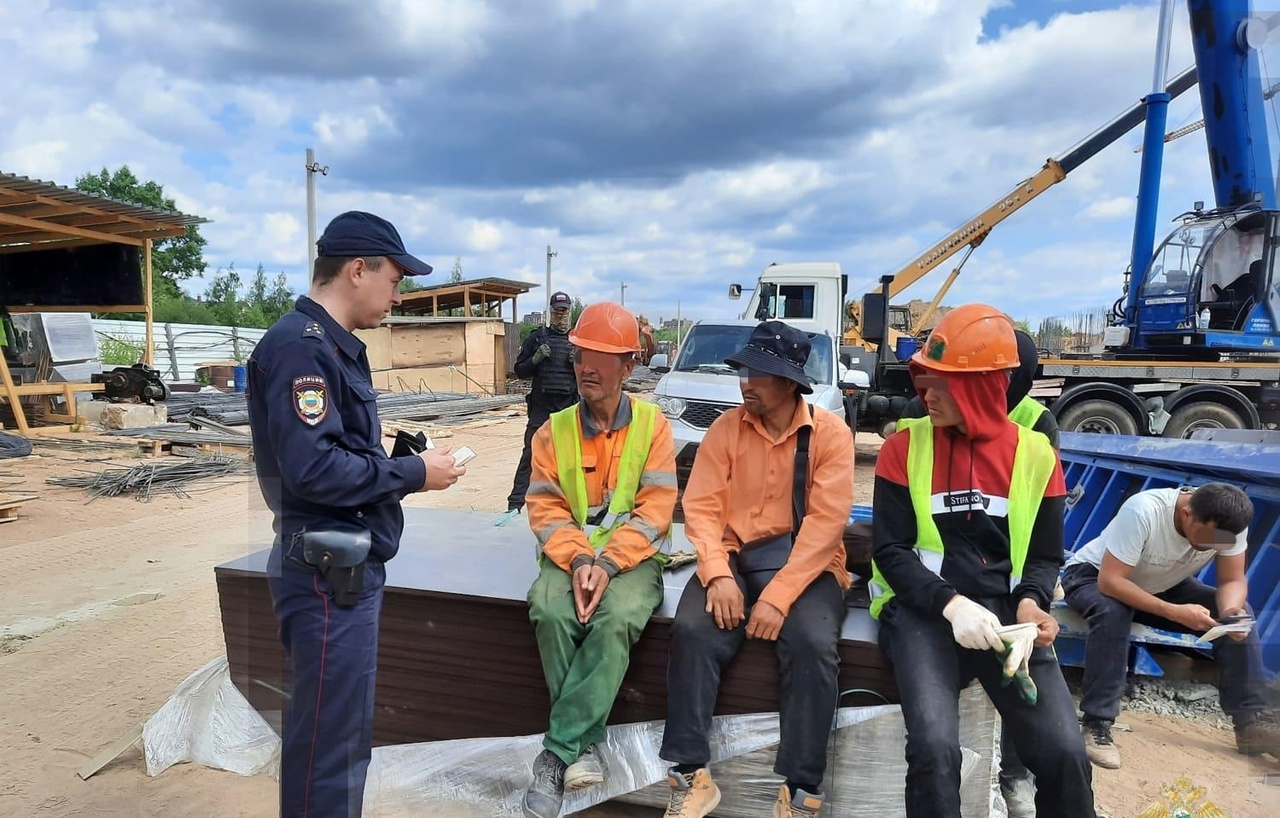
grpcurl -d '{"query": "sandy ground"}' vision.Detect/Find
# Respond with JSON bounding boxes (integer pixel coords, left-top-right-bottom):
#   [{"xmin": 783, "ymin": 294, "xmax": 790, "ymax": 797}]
[{"xmin": 0, "ymin": 408, "xmax": 1275, "ymax": 817}]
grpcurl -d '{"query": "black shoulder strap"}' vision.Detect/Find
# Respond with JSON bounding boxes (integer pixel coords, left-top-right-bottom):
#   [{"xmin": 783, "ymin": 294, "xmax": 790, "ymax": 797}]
[{"xmin": 792, "ymin": 424, "xmax": 811, "ymax": 536}]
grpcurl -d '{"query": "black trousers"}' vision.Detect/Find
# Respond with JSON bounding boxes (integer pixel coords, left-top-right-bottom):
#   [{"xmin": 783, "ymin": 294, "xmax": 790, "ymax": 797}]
[
  {"xmin": 506, "ymin": 391, "xmax": 577, "ymax": 511},
  {"xmin": 660, "ymin": 564, "xmax": 845, "ymax": 786},
  {"xmin": 1062, "ymin": 563, "xmax": 1266, "ymax": 724},
  {"xmin": 878, "ymin": 600, "xmax": 1096, "ymax": 818}
]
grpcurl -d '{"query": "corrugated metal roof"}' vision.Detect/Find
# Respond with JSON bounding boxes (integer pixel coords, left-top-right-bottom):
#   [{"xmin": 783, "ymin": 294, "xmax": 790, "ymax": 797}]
[{"xmin": 0, "ymin": 171, "xmax": 207, "ymax": 227}]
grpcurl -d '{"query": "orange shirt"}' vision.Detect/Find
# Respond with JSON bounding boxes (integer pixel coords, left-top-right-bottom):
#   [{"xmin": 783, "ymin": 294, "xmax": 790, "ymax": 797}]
[
  {"xmin": 682, "ymin": 400, "xmax": 854, "ymax": 616},
  {"xmin": 526, "ymin": 395, "xmax": 678, "ymax": 574}
]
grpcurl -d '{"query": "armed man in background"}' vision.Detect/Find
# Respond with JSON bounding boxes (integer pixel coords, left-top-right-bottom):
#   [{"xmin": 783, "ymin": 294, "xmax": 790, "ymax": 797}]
[
  {"xmin": 499, "ymin": 291, "xmax": 579, "ymax": 525},
  {"xmin": 520, "ymin": 302, "xmax": 678, "ymax": 818}
]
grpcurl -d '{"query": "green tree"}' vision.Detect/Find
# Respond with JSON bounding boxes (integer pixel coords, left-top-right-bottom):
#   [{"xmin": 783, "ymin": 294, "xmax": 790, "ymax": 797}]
[
  {"xmin": 450, "ymin": 256, "xmax": 463, "ymax": 284},
  {"xmin": 75, "ymin": 166, "xmax": 208, "ymax": 290}
]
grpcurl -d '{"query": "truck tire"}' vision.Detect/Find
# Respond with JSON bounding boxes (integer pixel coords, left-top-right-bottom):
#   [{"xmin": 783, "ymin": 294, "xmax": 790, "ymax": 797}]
[
  {"xmin": 1056, "ymin": 399, "xmax": 1139, "ymax": 436},
  {"xmin": 1163, "ymin": 401, "xmax": 1246, "ymax": 439}
]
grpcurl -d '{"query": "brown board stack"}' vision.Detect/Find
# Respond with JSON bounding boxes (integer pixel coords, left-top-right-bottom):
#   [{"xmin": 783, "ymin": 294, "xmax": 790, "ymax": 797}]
[{"xmin": 215, "ymin": 508, "xmax": 899, "ymax": 746}]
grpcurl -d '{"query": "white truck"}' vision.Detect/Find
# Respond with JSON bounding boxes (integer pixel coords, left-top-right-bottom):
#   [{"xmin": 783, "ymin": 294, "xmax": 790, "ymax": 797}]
[{"xmin": 649, "ymin": 262, "xmax": 868, "ymax": 495}]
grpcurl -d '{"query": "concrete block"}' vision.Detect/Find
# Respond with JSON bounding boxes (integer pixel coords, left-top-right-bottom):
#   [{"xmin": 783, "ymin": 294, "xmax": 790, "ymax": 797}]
[{"xmin": 81, "ymin": 401, "xmax": 169, "ymax": 430}]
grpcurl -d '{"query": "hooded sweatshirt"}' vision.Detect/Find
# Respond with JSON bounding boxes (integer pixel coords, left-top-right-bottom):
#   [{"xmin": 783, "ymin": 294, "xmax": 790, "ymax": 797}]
[
  {"xmin": 899, "ymin": 330, "xmax": 1059, "ymax": 449},
  {"xmin": 872, "ymin": 364, "xmax": 1067, "ymax": 617}
]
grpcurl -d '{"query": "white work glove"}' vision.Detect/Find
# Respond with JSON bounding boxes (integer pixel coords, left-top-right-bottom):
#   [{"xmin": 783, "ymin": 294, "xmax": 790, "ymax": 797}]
[
  {"xmin": 942, "ymin": 595, "xmax": 1005, "ymax": 652},
  {"xmin": 997, "ymin": 623, "xmax": 1037, "ymax": 679},
  {"xmin": 996, "ymin": 623, "xmax": 1040, "ymax": 706}
]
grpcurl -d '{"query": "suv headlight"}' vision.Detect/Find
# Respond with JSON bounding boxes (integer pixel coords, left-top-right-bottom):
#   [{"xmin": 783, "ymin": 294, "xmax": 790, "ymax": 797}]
[{"xmin": 657, "ymin": 396, "xmax": 686, "ymax": 419}]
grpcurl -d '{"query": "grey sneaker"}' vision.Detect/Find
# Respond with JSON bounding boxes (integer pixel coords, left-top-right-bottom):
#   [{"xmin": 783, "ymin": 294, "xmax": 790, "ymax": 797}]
[
  {"xmin": 1082, "ymin": 718, "xmax": 1120, "ymax": 770},
  {"xmin": 522, "ymin": 750, "xmax": 566, "ymax": 818},
  {"xmin": 1000, "ymin": 774, "xmax": 1036, "ymax": 818},
  {"xmin": 564, "ymin": 743, "xmax": 605, "ymax": 792}
]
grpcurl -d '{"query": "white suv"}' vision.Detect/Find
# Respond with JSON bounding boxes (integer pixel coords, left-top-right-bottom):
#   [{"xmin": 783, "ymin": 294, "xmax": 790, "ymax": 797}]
[{"xmin": 651, "ymin": 319, "xmax": 865, "ymax": 492}]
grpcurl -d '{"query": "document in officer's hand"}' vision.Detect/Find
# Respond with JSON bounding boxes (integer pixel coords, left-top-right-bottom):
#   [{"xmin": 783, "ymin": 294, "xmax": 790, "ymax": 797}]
[{"xmin": 453, "ymin": 446, "xmax": 477, "ymax": 467}]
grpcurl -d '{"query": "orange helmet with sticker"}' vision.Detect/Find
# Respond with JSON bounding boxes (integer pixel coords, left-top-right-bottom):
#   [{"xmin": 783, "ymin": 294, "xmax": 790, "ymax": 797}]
[
  {"xmin": 569, "ymin": 302, "xmax": 642, "ymax": 354},
  {"xmin": 911, "ymin": 303, "xmax": 1019, "ymax": 372}
]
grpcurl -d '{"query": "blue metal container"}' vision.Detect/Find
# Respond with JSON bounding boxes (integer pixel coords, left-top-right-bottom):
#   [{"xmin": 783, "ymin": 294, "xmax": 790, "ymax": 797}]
[
  {"xmin": 233, "ymin": 365, "xmax": 248, "ymax": 394},
  {"xmin": 894, "ymin": 337, "xmax": 919, "ymax": 362}
]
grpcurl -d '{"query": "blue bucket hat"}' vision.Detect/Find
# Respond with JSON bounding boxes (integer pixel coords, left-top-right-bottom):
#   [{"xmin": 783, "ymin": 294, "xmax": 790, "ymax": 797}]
[{"xmin": 316, "ymin": 211, "xmax": 433, "ymax": 276}]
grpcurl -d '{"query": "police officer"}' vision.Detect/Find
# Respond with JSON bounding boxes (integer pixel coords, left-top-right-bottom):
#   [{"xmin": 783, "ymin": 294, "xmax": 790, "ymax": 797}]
[
  {"xmin": 497, "ymin": 291, "xmax": 579, "ymax": 524},
  {"xmin": 246, "ymin": 210, "xmax": 466, "ymax": 818}
]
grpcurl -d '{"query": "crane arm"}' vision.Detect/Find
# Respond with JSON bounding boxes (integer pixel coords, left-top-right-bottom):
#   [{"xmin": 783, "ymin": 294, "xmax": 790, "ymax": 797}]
[{"xmin": 876, "ymin": 64, "xmax": 1200, "ymax": 304}]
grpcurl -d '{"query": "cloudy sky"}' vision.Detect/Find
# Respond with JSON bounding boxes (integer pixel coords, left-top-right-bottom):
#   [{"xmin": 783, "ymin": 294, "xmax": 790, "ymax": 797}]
[{"xmin": 4, "ymin": 0, "xmax": 1280, "ymax": 328}]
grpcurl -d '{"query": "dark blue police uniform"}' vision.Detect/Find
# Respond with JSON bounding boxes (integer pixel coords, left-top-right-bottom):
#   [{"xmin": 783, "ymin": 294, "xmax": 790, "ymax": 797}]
[{"xmin": 247, "ymin": 289, "xmax": 426, "ymax": 816}]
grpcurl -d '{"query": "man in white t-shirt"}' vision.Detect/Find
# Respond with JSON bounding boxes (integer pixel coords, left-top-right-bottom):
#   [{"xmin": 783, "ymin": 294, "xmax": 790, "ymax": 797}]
[{"xmin": 1061, "ymin": 483, "xmax": 1277, "ymax": 769}]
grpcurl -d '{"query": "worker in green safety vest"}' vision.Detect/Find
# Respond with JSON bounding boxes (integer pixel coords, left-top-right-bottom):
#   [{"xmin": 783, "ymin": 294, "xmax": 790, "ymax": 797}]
[
  {"xmin": 892, "ymin": 327, "xmax": 1057, "ymax": 817},
  {"xmin": 519, "ymin": 301, "xmax": 678, "ymax": 818},
  {"xmin": 870, "ymin": 304, "xmax": 1096, "ymax": 818}
]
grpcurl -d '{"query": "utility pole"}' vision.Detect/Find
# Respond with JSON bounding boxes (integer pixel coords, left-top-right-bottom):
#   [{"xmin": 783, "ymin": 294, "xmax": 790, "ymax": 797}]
[
  {"xmin": 305, "ymin": 148, "xmax": 329, "ymax": 271},
  {"xmin": 676, "ymin": 301, "xmax": 682, "ymax": 351},
  {"xmin": 620, "ymin": 281, "xmax": 628, "ymax": 306},
  {"xmin": 545, "ymin": 245, "xmax": 557, "ymax": 326}
]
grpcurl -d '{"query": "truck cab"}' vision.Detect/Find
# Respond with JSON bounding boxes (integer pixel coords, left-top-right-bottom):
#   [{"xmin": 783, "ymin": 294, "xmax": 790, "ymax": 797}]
[{"xmin": 650, "ymin": 262, "xmax": 867, "ymax": 493}]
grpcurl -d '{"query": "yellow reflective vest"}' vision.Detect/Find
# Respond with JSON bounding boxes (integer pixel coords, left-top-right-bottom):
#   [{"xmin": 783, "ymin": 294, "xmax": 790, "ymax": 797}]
[
  {"xmin": 868, "ymin": 417, "xmax": 1057, "ymax": 620},
  {"xmin": 549, "ymin": 399, "xmax": 658, "ymax": 551}
]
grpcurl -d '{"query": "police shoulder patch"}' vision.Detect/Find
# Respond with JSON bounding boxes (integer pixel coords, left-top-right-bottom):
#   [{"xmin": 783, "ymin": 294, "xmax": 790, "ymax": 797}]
[{"xmin": 293, "ymin": 375, "xmax": 328, "ymax": 426}]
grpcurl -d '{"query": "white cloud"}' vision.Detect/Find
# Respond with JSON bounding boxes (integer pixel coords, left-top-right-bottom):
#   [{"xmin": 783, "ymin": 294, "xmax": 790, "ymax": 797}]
[{"xmin": 0, "ymin": 0, "xmax": 1257, "ymax": 331}]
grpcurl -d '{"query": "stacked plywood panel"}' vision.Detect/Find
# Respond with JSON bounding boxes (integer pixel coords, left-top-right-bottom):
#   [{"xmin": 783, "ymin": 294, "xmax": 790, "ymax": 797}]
[{"xmin": 215, "ymin": 508, "xmax": 899, "ymax": 746}]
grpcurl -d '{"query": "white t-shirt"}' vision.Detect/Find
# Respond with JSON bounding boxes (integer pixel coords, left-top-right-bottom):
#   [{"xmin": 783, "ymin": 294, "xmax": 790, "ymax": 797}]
[{"xmin": 1067, "ymin": 487, "xmax": 1249, "ymax": 594}]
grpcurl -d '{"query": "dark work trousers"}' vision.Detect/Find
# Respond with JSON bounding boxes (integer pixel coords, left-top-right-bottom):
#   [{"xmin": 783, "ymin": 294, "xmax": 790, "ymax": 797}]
[
  {"xmin": 1062, "ymin": 563, "xmax": 1266, "ymax": 724},
  {"xmin": 267, "ymin": 541, "xmax": 386, "ymax": 818},
  {"xmin": 878, "ymin": 600, "xmax": 1096, "ymax": 818},
  {"xmin": 660, "ymin": 563, "xmax": 845, "ymax": 787},
  {"xmin": 506, "ymin": 391, "xmax": 578, "ymax": 511}
]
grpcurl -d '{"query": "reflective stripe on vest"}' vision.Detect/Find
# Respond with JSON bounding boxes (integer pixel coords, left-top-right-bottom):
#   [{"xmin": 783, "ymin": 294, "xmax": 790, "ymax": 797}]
[
  {"xmin": 867, "ymin": 417, "xmax": 1056, "ymax": 620},
  {"xmin": 549, "ymin": 398, "xmax": 657, "ymax": 552},
  {"xmin": 1007, "ymin": 395, "xmax": 1048, "ymax": 430}
]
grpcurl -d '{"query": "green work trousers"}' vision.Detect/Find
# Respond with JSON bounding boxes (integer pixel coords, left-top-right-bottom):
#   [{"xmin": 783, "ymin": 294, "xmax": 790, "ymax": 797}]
[{"xmin": 527, "ymin": 557, "xmax": 664, "ymax": 766}]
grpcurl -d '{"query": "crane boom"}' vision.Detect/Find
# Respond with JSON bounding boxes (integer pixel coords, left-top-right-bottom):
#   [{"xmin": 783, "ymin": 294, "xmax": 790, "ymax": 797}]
[{"xmin": 869, "ymin": 65, "xmax": 1201, "ymax": 306}]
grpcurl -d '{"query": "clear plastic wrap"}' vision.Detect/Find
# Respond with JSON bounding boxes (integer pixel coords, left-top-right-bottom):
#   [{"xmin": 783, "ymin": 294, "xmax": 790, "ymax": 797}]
[
  {"xmin": 362, "ymin": 684, "xmax": 998, "ymax": 817},
  {"xmin": 140, "ymin": 656, "xmax": 997, "ymax": 817},
  {"xmin": 142, "ymin": 656, "xmax": 280, "ymax": 779}
]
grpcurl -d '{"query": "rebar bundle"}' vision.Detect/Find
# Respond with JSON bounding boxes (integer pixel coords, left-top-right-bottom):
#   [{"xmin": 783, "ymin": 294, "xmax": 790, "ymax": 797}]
[{"xmin": 47, "ymin": 455, "xmax": 252, "ymax": 502}]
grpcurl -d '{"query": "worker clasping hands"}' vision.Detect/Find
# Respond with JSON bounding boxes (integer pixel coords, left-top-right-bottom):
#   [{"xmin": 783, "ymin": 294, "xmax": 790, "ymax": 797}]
[{"xmin": 572, "ymin": 563, "xmax": 611, "ymax": 623}]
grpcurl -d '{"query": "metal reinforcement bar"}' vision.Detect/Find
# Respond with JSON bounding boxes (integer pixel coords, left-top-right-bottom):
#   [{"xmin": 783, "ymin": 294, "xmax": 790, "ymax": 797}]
[{"xmin": 47, "ymin": 455, "xmax": 253, "ymax": 501}]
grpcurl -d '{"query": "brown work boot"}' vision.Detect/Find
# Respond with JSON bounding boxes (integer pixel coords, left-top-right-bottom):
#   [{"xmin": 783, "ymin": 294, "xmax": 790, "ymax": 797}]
[
  {"xmin": 1082, "ymin": 718, "xmax": 1121, "ymax": 769},
  {"xmin": 1235, "ymin": 711, "xmax": 1280, "ymax": 756},
  {"xmin": 774, "ymin": 784, "xmax": 824, "ymax": 817},
  {"xmin": 664, "ymin": 767, "xmax": 720, "ymax": 818}
]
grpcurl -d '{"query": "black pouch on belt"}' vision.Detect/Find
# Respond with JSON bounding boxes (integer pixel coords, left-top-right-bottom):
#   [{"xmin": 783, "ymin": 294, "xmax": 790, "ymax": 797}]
[
  {"xmin": 735, "ymin": 425, "xmax": 810, "ymax": 595},
  {"xmin": 296, "ymin": 527, "xmax": 373, "ymax": 608}
]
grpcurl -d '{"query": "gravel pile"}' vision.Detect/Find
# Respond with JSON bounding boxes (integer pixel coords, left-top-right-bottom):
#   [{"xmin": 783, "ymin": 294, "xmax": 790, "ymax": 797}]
[{"xmin": 1122, "ymin": 679, "xmax": 1231, "ymax": 728}]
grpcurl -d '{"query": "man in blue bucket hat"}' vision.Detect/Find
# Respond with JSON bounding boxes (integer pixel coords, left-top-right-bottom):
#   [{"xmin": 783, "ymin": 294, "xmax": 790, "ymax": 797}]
[{"xmin": 246, "ymin": 210, "xmax": 468, "ymax": 817}]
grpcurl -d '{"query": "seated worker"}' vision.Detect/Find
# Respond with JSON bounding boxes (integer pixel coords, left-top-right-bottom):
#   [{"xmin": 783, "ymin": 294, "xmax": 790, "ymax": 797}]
[
  {"xmin": 520, "ymin": 302, "xmax": 678, "ymax": 818},
  {"xmin": 894, "ymin": 326, "xmax": 1054, "ymax": 816},
  {"xmin": 1062, "ymin": 482, "xmax": 1280, "ymax": 769},
  {"xmin": 870, "ymin": 304, "xmax": 1096, "ymax": 818},
  {"xmin": 659, "ymin": 321, "xmax": 855, "ymax": 818}
]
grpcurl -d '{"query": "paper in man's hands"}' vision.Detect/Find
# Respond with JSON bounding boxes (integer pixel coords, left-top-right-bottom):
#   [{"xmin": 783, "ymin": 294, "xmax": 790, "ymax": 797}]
[{"xmin": 1196, "ymin": 620, "xmax": 1253, "ymax": 643}]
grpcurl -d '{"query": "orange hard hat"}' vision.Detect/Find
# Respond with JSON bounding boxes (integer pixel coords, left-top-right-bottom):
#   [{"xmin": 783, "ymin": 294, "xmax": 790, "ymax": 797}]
[
  {"xmin": 569, "ymin": 302, "xmax": 641, "ymax": 354},
  {"xmin": 911, "ymin": 303, "xmax": 1018, "ymax": 372}
]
